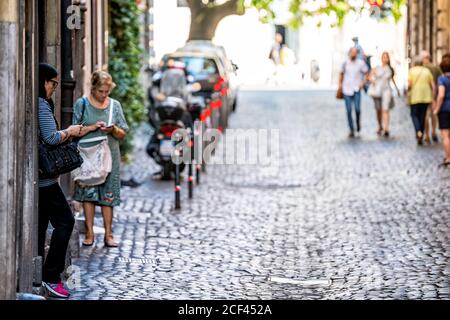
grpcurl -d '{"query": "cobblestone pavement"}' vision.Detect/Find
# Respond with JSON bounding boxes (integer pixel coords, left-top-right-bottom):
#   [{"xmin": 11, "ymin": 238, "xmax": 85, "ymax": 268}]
[{"xmin": 71, "ymin": 90, "xmax": 450, "ymax": 300}]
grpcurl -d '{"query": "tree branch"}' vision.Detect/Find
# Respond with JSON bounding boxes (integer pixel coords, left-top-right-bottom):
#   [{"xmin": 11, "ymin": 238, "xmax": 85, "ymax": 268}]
[
  {"xmin": 186, "ymin": 0, "xmax": 203, "ymax": 13},
  {"xmin": 214, "ymin": 0, "xmax": 243, "ymax": 18}
]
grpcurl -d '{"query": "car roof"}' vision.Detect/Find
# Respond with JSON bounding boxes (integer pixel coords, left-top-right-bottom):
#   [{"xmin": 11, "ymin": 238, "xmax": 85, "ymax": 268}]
[
  {"xmin": 180, "ymin": 43, "xmax": 228, "ymax": 58},
  {"xmin": 185, "ymin": 40, "xmax": 215, "ymax": 45},
  {"xmin": 177, "ymin": 45, "xmax": 233, "ymax": 71},
  {"xmin": 167, "ymin": 50, "xmax": 220, "ymax": 60},
  {"xmin": 184, "ymin": 40, "xmax": 225, "ymax": 49}
]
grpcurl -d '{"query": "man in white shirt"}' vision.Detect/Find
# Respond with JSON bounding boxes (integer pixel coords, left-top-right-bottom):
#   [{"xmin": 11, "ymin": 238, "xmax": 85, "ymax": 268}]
[{"xmin": 339, "ymin": 47, "xmax": 369, "ymax": 138}]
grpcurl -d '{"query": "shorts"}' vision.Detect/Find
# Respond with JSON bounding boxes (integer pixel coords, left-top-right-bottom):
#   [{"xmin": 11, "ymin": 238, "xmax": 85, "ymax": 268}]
[
  {"xmin": 373, "ymin": 90, "xmax": 392, "ymax": 111},
  {"xmin": 438, "ymin": 111, "xmax": 450, "ymax": 130}
]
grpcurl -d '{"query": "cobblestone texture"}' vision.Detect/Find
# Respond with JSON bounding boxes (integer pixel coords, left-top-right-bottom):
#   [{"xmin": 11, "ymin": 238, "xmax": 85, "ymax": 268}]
[{"xmin": 71, "ymin": 91, "xmax": 450, "ymax": 300}]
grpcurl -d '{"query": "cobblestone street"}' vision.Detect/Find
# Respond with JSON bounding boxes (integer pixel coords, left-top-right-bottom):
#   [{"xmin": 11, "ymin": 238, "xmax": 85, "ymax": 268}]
[{"xmin": 71, "ymin": 90, "xmax": 450, "ymax": 300}]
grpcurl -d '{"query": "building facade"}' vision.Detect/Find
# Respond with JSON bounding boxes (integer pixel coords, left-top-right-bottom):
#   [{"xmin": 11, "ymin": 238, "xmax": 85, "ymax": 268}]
[
  {"xmin": 407, "ymin": 0, "xmax": 450, "ymax": 63},
  {"xmin": 0, "ymin": 0, "xmax": 108, "ymax": 300}
]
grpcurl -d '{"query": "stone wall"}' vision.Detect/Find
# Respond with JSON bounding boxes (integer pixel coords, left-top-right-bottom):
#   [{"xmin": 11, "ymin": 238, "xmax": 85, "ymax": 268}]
[{"xmin": 408, "ymin": 0, "xmax": 450, "ymax": 63}]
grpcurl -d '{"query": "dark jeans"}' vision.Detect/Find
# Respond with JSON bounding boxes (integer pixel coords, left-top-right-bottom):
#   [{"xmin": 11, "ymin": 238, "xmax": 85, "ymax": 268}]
[
  {"xmin": 410, "ymin": 103, "xmax": 430, "ymax": 135},
  {"xmin": 38, "ymin": 183, "xmax": 75, "ymax": 283},
  {"xmin": 344, "ymin": 91, "xmax": 362, "ymax": 132}
]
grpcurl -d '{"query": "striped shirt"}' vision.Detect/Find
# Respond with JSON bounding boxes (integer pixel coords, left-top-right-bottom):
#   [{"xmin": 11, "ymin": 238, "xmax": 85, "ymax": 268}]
[{"xmin": 38, "ymin": 98, "xmax": 62, "ymax": 188}]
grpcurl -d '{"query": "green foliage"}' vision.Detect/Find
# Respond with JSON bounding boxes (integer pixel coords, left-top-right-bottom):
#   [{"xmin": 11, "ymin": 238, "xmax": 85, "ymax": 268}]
[
  {"xmin": 188, "ymin": 0, "xmax": 407, "ymax": 38},
  {"xmin": 189, "ymin": 0, "xmax": 406, "ymax": 30},
  {"xmin": 109, "ymin": 0, "xmax": 146, "ymax": 161},
  {"xmin": 381, "ymin": 0, "xmax": 407, "ymax": 22},
  {"xmin": 283, "ymin": 0, "xmax": 405, "ymax": 29},
  {"xmin": 251, "ymin": 0, "xmax": 276, "ymax": 23}
]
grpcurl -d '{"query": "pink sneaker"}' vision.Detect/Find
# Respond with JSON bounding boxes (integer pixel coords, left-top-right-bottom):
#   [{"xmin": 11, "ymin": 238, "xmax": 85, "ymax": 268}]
[{"xmin": 43, "ymin": 282, "xmax": 71, "ymax": 298}]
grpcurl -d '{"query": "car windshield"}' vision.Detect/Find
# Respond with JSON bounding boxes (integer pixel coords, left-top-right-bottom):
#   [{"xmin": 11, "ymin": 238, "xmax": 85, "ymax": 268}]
[{"xmin": 174, "ymin": 57, "xmax": 218, "ymax": 76}]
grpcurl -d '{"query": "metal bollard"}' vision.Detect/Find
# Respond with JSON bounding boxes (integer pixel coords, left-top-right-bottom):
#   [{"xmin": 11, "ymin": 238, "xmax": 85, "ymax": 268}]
[
  {"xmin": 174, "ymin": 149, "xmax": 181, "ymax": 209},
  {"xmin": 188, "ymin": 133, "xmax": 194, "ymax": 198}
]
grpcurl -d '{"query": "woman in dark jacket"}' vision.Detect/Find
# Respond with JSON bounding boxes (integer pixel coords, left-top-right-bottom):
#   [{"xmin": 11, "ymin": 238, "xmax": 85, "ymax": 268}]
[{"xmin": 38, "ymin": 63, "xmax": 100, "ymax": 298}]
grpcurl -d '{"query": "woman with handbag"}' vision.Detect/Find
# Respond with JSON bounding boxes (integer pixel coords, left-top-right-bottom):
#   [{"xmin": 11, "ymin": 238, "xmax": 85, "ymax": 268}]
[
  {"xmin": 368, "ymin": 52, "xmax": 401, "ymax": 138},
  {"xmin": 407, "ymin": 57, "xmax": 435, "ymax": 145},
  {"xmin": 72, "ymin": 71, "xmax": 129, "ymax": 248},
  {"xmin": 38, "ymin": 63, "xmax": 101, "ymax": 298}
]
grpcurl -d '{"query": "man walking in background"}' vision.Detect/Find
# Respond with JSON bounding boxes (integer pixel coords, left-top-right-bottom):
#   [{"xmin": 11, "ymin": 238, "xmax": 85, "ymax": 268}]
[{"xmin": 339, "ymin": 47, "xmax": 370, "ymax": 138}]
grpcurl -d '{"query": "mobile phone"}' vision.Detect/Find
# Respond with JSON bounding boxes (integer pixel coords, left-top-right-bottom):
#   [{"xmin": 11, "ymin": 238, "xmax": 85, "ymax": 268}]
[{"xmin": 101, "ymin": 122, "xmax": 113, "ymax": 128}]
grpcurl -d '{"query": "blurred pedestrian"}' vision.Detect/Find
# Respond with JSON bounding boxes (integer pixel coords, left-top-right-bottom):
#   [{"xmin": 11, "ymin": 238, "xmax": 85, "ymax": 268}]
[
  {"xmin": 368, "ymin": 52, "xmax": 400, "ymax": 137},
  {"xmin": 433, "ymin": 54, "xmax": 450, "ymax": 166},
  {"xmin": 72, "ymin": 71, "xmax": 129, "ymax": 248},
  {"xmin": 339, "ymin": 47, "xmax": 369, "ymax": 138},
  {"xmin": 352, "ymin": 37, "xmax": 366, "ymax": 61},
  {"xmin": 269, "ymin": 32, "xmax": 283, "ymax": 66},
  {"xmin": 407, "ymin": 56, "xmax": 435, "ymax": 145},
  {"xmin": 279, "ymin": 44, "xmax": 295, "ymax": 83},
  {"xmin": 38, "ymin": 63, "xmax": 93, "ymax": 298},
  {"xmin": 267, "ymin": 32, "xmax": 283, "ymax": 85},
  {"xmin": 352, "ymin": 36, "xmax": 371, "ymax": 92},
  {"xmin": 421, "ymin": 51, "xmax": 443, "ymax": 143}
]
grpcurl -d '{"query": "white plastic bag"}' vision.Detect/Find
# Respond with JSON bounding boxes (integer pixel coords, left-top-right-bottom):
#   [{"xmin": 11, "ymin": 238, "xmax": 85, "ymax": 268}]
[
  {"xmin": 367, "ymin": 83, "xmax": 382, "ymax": 98},
  {"xmin": 72, "ymin": 139, "xmax": 112, "ymax": 187}
]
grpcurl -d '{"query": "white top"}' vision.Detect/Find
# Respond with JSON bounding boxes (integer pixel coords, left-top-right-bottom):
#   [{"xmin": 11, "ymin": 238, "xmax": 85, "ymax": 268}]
[
  {"xmin": 373, "ymin": 65, "xmax": 393, "ymax": 93},
  {"xmin": 79, "ymin": 98, "xmax": 114, "ymax": 145},
  {"xmin": 341, "ymin": 59, "xmax": 369, "ymax": 96}
]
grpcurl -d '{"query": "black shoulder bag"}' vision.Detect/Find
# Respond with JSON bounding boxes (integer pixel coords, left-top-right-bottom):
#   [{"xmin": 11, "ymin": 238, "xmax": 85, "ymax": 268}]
[{"xmin": 38, "ymin": 100, "xmax": 86, "ymax": 179}]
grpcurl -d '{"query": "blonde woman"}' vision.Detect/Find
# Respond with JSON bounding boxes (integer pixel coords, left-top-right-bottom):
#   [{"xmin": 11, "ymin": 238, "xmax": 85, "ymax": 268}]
[{"xmin": 72, "ymin": 71, "xmax": 129, "ymax": 247}]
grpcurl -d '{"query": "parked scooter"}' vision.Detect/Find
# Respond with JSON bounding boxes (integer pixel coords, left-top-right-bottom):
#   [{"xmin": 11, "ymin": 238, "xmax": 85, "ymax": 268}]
[{"xmin": 146, "ymin": 61, "xmax": 200, "ymax": 182}]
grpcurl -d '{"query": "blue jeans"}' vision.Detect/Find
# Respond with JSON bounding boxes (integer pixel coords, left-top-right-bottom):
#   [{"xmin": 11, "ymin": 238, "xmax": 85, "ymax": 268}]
[{"xmin": 344, "ymin": 91, "xmax": 362, "ymax": 132}]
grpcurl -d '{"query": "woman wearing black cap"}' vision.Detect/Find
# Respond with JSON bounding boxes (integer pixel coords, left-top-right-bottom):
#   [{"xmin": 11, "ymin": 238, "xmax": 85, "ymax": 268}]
[{"xmin": 38, "ymin": 63, "xmax": 100, "ymax": 298}]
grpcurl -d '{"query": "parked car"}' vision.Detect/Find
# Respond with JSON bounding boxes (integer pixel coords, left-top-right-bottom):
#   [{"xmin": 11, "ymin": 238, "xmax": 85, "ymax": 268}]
[
  {"xmin": 178, "ymin": 41, "xmax": 240, "ymax": 113},
  {"xmin": 160, "ymin": 50, "xmax": 230, "ymax": 131}
]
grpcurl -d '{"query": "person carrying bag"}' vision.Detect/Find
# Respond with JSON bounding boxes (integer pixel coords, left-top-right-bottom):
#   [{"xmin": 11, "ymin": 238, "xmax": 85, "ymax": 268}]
[
  {"xmin": 407, "ymin": 57, "xmax": 435, "ymax": 145},
  {"xmin": 37, "ymin": 63, "xmax": 101, "ymax": 299},
  {"xmin": 72, "ymin": 97, "xmax": 113, "ymax": 187},
  {"xmin": 368, "ymin": 52, "xmax": 400, "ymax": 137},
  {"xmin": 72, "ymin": 71, "xmax": 129, "ymax": 248}
]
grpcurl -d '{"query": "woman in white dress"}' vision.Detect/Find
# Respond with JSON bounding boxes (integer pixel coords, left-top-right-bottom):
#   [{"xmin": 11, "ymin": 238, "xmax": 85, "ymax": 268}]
[{"xmin": 369, "ymin": 52, "xmax": 400, "ymax": 137}]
